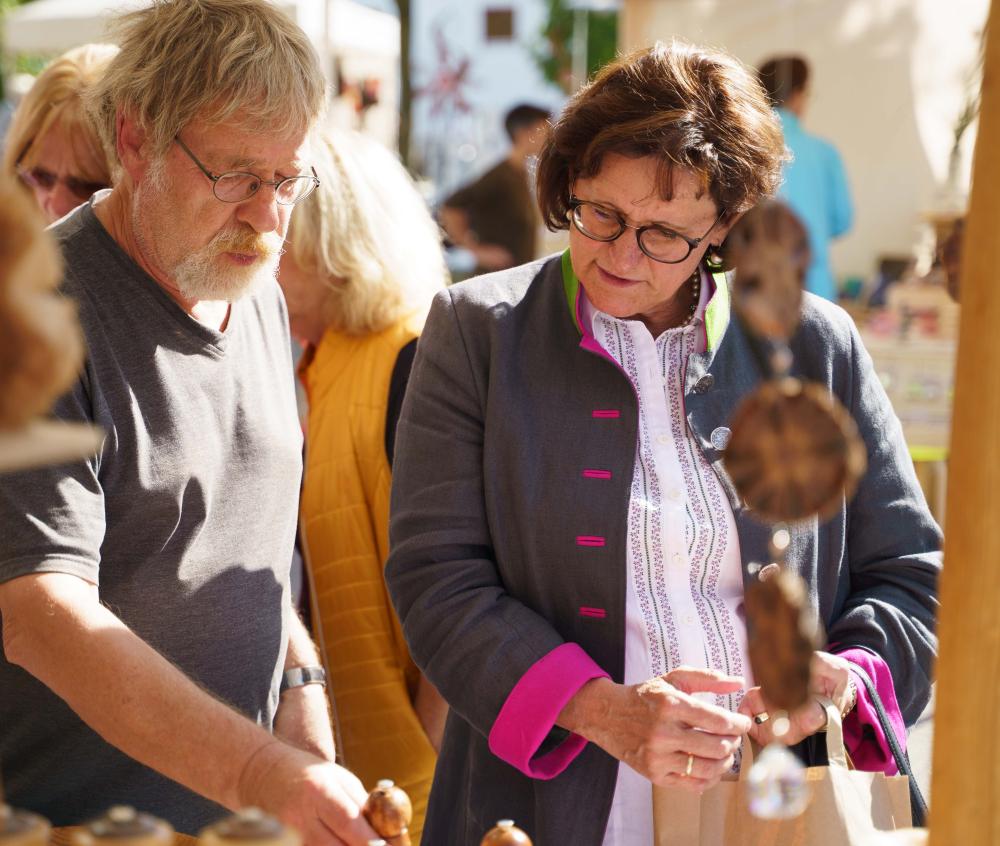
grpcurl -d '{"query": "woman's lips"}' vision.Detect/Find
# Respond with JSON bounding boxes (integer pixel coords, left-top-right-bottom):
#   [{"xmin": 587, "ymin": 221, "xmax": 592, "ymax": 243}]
[{"xmin": 597, "ymin": 265, "xmax": 642, "ymax": 287}]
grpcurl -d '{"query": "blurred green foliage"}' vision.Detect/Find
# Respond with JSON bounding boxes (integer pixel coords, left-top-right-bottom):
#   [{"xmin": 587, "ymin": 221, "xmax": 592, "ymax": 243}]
[
  {"xmin": 534, "ymin": 0, "xmax": 618, "ymax": 94},
  {"xmin": 0, "ymin": 0, "xmax": 39, "ymax": 99}
]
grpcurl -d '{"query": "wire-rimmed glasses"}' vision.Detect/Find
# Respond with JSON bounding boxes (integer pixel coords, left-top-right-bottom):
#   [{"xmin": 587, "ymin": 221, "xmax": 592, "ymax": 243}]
[{"xmin": 175, "ymin": 136, "xmax": 319, "ymax": 205}]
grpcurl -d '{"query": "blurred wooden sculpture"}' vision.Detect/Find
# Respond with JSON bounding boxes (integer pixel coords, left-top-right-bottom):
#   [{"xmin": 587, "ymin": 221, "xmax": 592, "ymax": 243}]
[{"xmin": 0, "ymin": 176, "xmax": 99, "ymax": 471}]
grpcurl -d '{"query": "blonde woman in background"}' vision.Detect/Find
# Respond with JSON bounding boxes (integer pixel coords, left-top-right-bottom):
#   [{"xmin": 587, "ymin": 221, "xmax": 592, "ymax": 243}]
[
  {"xmin": 279, "ymin": 127, "xmax": 450, "ymax": 844},
  {"xmin": 4, "ymin": 43, "xmax": 117, "ymax": 222}
]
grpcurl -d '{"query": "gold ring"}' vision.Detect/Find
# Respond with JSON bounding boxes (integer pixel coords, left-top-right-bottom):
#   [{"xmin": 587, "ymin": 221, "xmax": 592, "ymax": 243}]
[
  {"xmin": 685, "ymin": 753, "xmax": 694, "ymax": 777},
  {"xmin": 754, "ymin": 711, "xmax": 770, "ymax": 725}
]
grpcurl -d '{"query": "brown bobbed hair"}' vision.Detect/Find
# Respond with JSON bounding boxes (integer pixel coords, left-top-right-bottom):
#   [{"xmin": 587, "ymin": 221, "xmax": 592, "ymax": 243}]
[{"xmin": 537, "ymin": 40, "xmax": 787, "ymax": 238}]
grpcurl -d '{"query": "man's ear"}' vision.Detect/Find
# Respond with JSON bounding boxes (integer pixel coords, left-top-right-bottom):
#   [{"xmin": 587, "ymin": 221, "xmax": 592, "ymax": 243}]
[{"xmin": 116, "ymin": 110, "xmax": 151, "ymax": 186}]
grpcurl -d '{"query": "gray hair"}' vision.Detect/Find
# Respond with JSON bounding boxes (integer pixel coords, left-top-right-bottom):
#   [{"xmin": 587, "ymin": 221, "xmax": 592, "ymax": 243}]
[{"xmin": 86, "ymin": 0, "xmax": 326, "ymax": 172}]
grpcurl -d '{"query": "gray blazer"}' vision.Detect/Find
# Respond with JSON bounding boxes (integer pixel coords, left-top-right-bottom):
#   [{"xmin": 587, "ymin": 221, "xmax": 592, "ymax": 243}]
[{"xmin": 387, "ymin": 255, "xmax": 940, "ymax": 845}]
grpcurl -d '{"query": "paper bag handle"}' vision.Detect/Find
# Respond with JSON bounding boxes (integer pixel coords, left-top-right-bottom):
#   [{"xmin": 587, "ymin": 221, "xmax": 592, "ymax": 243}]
[
  {"xmin": 816, "ymin": 696, "xmax": 850, "ymax": 768},
  {"xmin": 736, "ymin": 697, "xmax": 849, "ymax": 778}
]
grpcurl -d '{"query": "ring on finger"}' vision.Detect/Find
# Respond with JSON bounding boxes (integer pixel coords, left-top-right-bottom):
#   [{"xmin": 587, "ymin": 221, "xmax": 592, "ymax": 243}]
[
  {"xmin": 753, "ymin": 711, "xmax": 770, "ymax": 725},
  {"xmin": 685, "ymin": 753, "xmax": 694, "ymax": 777}
]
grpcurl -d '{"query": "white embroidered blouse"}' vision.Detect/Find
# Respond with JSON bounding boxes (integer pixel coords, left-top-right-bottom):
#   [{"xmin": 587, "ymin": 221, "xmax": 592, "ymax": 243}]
[{"xmin": 583, "ymin": 273, "xmax": 753, "ymax": 846}]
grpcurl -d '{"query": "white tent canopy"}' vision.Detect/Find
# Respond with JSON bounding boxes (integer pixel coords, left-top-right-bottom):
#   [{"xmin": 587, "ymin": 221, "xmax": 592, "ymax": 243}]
[{"xmin": 3, "ymin": 0, "xmax": 398, "ymax": 63}]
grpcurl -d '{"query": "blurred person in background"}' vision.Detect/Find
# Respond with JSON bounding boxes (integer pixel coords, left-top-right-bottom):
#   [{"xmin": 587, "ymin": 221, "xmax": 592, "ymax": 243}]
[
  {"xmin": 440, "ymin": 103, "xmax": 551, "ymax": 274},
  {"xmin": 4, "ymin": 44, "xmax": 118, "ymax": 223},
  {"xmin": 758, "ymin": 55, "xmax": 853, "ymax": 302},
  {"xmin": 278, "ymin": 127, "xmax": 450, "ymax": 844}
]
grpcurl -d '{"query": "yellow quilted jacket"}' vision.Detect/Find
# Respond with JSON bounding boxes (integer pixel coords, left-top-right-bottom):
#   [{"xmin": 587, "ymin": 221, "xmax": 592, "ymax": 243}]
[{"xmin": 298, "ymin": 314, "xmax": 435, "ymax": 843}]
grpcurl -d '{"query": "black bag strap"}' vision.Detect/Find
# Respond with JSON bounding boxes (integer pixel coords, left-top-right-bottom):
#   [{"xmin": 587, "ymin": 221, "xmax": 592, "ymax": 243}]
[{"xmin": 850, "ymin": 663, "xmax": 929, "ymax": 827}]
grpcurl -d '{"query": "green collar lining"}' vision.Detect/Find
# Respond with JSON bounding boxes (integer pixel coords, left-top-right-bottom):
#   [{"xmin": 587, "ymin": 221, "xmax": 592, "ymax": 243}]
[{"xmin": 559, "ymin": 248, "xmax": 730, "ymax": 351}]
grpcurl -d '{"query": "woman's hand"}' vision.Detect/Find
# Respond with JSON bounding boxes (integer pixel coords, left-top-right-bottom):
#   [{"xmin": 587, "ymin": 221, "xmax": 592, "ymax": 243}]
[
  {"xmin": 559, "ymin": 667, "xmax": 750, "ymax": 793},
  {"xmin": 739, "ymin": 651, "xmax": 855, "ymax": 747}
]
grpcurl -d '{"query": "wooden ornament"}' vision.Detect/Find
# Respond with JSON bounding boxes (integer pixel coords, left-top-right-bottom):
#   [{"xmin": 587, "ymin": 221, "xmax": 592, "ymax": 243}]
[
  {"xmin": 198, "ymin": 808, "xmax": 300, "ymax": 846},
  {"xmin": 724, "ymin": 200, "xmax": 810, "ymax": 342},
  {"xmin": 745, "ymin": 567, "xmax": 822, "ymax": 713},
  {"xmin": 723, "ymin": 378, "xmax": 867, "ymax": 523},
  {"xmin": 362, "ymin": 781, "xmax": 411, "ymax": 846},
  {"xmin": 0, "ymin": 178, "xmax": 81, "ymax": 430},
  {"xmin": 70, "ymin": 806, "xmax": 173, "ymax": 846},
  {"xmin": 481, "ymin": 819, "xmax": 533, "ymax": 846},
  {"xmin": 0, "ymin": 804, "xmax": 50, "ymax": 846}
]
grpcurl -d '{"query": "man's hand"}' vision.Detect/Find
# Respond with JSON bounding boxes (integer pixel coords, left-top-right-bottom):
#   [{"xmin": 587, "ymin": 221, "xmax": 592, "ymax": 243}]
[
  {"xmin": 239, "ymin": 742, "xmax": 379, "ymax": 846},
  {"xmin": 559, "ymin": 667, "xmax": 749, "ymax": 794},
  {"xmin": 274, "ymin": 685, "xmax": 337, "ymax": 762},
  {"xmin": 739, "ymin": 651, "xmax": 855, "ymax": 747}
]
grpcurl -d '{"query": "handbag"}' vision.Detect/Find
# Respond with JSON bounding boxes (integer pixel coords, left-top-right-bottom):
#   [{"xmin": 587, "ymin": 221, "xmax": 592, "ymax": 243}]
[
  {"xmin": 653, "ymin": 698, "xmax": 916, "ymax": 845},
  {"xmin": 850, "ymin": 664, "xmax": 928, "ymax": 827}
]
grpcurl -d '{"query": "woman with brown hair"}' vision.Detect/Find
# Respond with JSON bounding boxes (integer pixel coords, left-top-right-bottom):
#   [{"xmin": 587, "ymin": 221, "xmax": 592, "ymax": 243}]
[
  {"xmin": 386, "ymin": 40, "xmax": 940, "ymax": 844},
  {"xmin": 4, "ymin": 43, "xmax": 117, "ymax": 223}
]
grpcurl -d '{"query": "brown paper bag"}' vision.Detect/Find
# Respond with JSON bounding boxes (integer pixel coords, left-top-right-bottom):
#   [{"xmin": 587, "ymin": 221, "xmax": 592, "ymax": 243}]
[{"xmin": 653, "ymin": 699, "xmax": 912, "ymax": 846}]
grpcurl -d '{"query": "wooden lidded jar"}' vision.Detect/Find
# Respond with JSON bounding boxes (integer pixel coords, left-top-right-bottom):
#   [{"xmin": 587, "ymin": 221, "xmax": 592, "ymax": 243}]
[
  {"xmin": 198, "ymin": 808, "xmax": 300, "ymax": 846},
  {"xmin": 70, "ymin": 806, "xmax": 173, "ymax": 846},
  {"xmin": 0, "ymin": 804, "xmax": 50, "ymax": 846},
  {"xmin": 481, "ymin": 819, "xmax": 532, "ymax": 846},
  {"xmin": 362, "ymin": 781, "xmax": 411, "ymax": 846}
]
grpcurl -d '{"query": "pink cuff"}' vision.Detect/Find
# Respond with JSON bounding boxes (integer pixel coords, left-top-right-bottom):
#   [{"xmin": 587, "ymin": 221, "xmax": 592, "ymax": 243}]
[
  {"xmin": 488, "ymin": 642, "xmax": 610, "ymax": 779},
  {"xmin": 836, "ymin": 648, "xmax": 906, "ymax": 775}
]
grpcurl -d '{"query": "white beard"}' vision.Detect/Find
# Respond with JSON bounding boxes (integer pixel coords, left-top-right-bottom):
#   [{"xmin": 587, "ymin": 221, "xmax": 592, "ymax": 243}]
[{"xmin": 173, "ymin": 245, "xmax": 281, "ymax": 303}]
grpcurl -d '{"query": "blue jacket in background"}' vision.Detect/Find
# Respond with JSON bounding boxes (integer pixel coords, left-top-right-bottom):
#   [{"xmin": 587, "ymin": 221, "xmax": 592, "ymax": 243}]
[{"xmin": 777, "ymin": 108, "xmax": 854, "ymax": 301}]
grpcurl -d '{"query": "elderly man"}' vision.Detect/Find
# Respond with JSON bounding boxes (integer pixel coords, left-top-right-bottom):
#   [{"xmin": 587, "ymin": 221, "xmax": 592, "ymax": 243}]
[{"xmin": 0, "ymin": 2, "xmax": 378, "ymax": 844}]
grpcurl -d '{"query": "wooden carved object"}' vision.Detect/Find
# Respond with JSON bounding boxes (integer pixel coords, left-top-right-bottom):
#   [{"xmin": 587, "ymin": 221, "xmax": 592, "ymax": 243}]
[
  {"xmin": 724, "ymin": 377, "xmax": 867, "ymax": 524},
  {"xmin": 744, "ymin": 566, "xmax": 822, "ymax": 713},
  {"xmin": 0, "ymin": 179, "xmax": 80, "ymax": 429},
  {"xmin": 362, "ymin": 781, "xmax": 412, "ymax": 846},
  {"xmin": 0, "ymin": 804, "xmax": 50, "ymax": 846},
  {"xmin": 481, "ymin": 819, "xmax": 533, "ymax": 846},
  {"xmin": 198, "ymin": 808, "xmax": 300, "ymax": 846},
  {"xmin": 70, "ymin": 807, "xmax": 173, "ymax": 846},
  {"xmin": 724, "ymin": 200, "xmax": 810, "ymax": 342},
  {"xmin": 722, "ymin": 200, "xmax": 864, "ymax": 716}
]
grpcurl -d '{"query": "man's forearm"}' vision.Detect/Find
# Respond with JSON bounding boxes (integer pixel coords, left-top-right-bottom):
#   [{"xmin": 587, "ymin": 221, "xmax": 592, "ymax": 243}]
[
  {"xmin": 284, "ymin": 607, "xmax": 321, "ymax": 669},
  {"xmin": 1, "ymin": 572, "xmax": 275, "ymax": 811},
  {"xmin": 274, "ymin": 610, "xmax": 336, "ymax": 761}
]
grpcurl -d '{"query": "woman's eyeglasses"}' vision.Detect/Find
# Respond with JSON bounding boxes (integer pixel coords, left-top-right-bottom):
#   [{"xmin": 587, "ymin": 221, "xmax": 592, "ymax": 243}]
[
  {"xmin": 17, "ymin": 165, "xmax": 107, "ymax": 201},
  {"xmin": 569, "ymin": 197, "xmax": 725, "ymax": 264}
]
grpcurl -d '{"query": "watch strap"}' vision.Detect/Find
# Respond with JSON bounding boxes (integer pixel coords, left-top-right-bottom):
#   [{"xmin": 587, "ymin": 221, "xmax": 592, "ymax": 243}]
[{"xmin": 280, "ymin": 665, "xmax": 327, "ymax": 694}]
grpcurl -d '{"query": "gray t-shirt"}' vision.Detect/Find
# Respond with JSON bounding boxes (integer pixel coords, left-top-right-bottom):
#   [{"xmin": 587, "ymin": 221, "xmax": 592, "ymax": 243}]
[{"xmin": 0, "ymin": 201, "xmax": 303, "ymax": 833}]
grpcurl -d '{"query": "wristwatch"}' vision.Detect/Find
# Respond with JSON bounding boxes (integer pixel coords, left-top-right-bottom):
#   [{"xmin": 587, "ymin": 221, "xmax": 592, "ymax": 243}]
[{"xmin": 280, "ymin": 665, "xmax": 327, "ymax": 695}]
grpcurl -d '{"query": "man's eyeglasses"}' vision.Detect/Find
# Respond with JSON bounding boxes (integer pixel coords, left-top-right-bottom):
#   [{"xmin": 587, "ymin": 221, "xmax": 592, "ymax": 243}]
[
  {"xmin": 174, "ymin": 136, "xmax": 319, "ymax": 206},
  {"xmin": 568, "ymin": 197, "xmax": 726, "ymax": 264},
  {"xmin": 17, "ymin": 165, "xmax": 107, "ymax": 201}
]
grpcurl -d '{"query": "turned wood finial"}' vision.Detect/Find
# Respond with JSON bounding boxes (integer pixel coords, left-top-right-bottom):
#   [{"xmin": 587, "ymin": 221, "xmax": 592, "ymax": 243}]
[
  {"xmin": 0, "ymin": 804, "xmax": 51, "ymax": 846},
  {"xmin": 198, "ymin": 807, "xmax": 300, "ymax": 846},
  {"xmin": 70, "ymin": 806, "xmax": 173, "ymax": 846},
  {"xmin": 480, "ymin": 819, "xmax": 533, "ymax": 846},
  {"xmin": 362, "ymin": 780, "xmax": 412, "ymax": 846}
]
